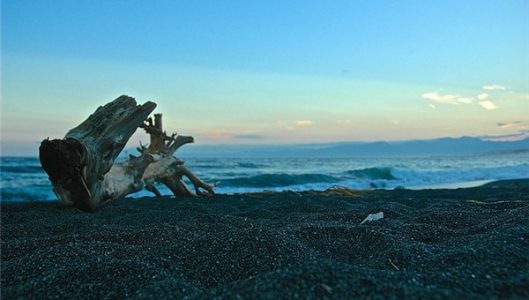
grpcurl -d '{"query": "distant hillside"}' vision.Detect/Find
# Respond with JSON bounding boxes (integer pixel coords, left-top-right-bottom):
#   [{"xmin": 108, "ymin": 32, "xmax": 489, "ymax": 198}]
[
  {"xmin": 168, "ymin": 136, "xmax": 529, "ymax": 158},
  {"xmin": 318, "ymin": 137, "xmax": 529, "ymax": 157}
]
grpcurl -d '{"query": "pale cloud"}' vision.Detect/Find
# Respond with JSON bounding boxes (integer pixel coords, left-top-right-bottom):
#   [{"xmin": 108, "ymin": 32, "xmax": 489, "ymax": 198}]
[
  {"xmin": 477, "ymin": 93, "xmax": 489, "ymax": 100},
  {"xmin": 233, "ymin": 134, "xmax": 266, "ymax": 140},
  {"xmin": 480, "ymin": 130, "xmax": 529, "ymax": 142},
  {"xmin": 421, "ymin": 92, "xmax": 473, "ymax": 105},
  {"xmin": 478, "ymin": 100, "xmax": 498, "ymax": 110},
  {"xmin": 202, "ymin": 130, "xmax": 266, "ymax": 140},
  {"xmin": 482, "ymin": 84, "xmax": 507, "ymax": 91},
  {"xmin": 422, "ymin": 90, "xmax": 499, "ymax": 111},
  {"xmin": 422, "ymin": 92, "xmax": 471, "ymax": 105},
  {"xmin": 337, "ymin": 119, "xmax": 352, "ymax": 124},
  {"xmin": 497, "ymin": 121, "xmax": 520, "ymax": 129},
  {"xmin": 484, "ymin": 121, "xmax": 529, "ymax": 141},
  {"xmin": 203, "ymin": 130, "xmax": 232, "ymax": 138},
  {"xmin": 497, "ymin": 121, "xmax": 528, "ymax": 130},
  {"xmin": 277, "ymin": 120, "xmax": 313, "ymax": 130},
  {"xmin": 295, "ymin": 120, "xmax": 314, "ymax": 126}
]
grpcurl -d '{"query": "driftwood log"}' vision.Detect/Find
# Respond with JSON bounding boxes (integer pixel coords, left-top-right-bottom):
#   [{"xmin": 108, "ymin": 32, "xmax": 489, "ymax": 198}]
[{"xmin": 39, "ymin": 95, "xmax": 214, "ymax": 212}]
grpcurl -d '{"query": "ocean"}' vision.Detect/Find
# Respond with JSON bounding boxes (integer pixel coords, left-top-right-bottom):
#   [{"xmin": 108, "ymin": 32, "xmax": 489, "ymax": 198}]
[{"xmin": 1, "ymin": 153, "xmax": 528, "ymax": 202}]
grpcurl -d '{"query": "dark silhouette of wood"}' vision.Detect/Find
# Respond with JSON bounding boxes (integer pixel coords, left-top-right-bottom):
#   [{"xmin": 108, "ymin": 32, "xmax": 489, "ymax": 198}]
[{"xmin": 39, "ymin": 95, "xmax": 214, "ymax": 212}]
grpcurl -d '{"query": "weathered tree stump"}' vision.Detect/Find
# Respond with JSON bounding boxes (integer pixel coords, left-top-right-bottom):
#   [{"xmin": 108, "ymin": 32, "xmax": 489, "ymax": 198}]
[{"xmin": 39, "ymin": 95, "xmax": 214, "ymax": 212}]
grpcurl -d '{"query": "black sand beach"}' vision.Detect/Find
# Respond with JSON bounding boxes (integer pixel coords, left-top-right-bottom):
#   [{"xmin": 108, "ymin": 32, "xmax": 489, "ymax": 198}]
[{"xmin": 2, "ymin": 179, "xmax": 529, "ymax": 299}]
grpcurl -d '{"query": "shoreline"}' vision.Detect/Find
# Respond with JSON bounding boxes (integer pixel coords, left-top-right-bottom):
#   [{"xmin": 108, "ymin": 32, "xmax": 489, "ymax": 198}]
[
  {"xmin": 406, "ymin": 179, "xmax": 496, "ymax": 190},
  {"xmin": 2, "ymin": 179, "xmax": 528, "ymax": 298},
  {"xmin": 3, "ymin": 178, "xmax": 528, "ymax": 204}
]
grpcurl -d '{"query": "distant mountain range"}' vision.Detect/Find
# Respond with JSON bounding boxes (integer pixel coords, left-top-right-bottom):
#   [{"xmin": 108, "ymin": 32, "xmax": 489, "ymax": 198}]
[{"xmin": 168, "ymin": 136, "xmax": 529, "ymax": 158}]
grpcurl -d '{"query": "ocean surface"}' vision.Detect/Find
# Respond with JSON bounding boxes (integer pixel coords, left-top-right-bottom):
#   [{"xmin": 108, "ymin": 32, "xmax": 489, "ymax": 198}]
[{"xmin": 1, "ymin": 153, "xmax": 528, "ymax": 202}]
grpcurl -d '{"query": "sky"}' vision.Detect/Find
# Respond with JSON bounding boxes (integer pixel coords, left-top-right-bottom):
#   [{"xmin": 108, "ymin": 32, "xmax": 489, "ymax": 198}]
[{"xmin": 1, "ymin": 0, "xmax": 529, "ymax": 156}]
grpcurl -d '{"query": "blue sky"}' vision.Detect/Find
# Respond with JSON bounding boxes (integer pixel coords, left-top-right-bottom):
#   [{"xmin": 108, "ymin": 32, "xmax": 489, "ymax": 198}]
[{"xmin": 2, "ymin": 0, "xmax": 529, "ymax": 155}]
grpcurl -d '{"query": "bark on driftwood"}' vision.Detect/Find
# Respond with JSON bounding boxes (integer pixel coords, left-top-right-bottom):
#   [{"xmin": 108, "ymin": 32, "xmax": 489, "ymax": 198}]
[{"xmin": 39, "ymin": 95, "xmax": 214, "ymax": 212}]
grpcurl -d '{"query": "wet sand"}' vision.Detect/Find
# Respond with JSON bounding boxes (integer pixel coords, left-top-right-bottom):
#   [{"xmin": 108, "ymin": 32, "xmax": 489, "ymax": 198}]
[{"xmin": 2, "ymin": 179, "xmax": 528, "ymax": 298}]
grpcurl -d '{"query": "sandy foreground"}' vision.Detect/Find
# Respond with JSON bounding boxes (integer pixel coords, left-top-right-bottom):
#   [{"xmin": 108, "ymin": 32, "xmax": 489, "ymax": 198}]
[{"xmin": 1, "ymin": 179, "xmax": 528, "ymax": 299}]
